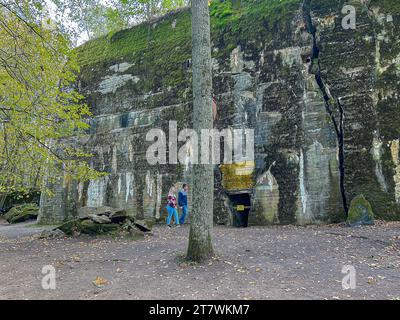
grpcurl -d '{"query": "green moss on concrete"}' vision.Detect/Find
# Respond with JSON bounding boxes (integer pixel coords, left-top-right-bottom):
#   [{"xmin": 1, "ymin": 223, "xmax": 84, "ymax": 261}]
[
  {"xmin": 76, "ymin": 0, "xmax": 302, "ymax": 84},
  {"xmin": 210, "ymin": 0, "xmax": 301, "ymax": 61},
  {"xmin": 347, "ymin": 195, "xmax": 374, "ymax": 226},
  {"xmin": 370, "ymin": 0, "xmax": 400, "ymax": 12},
  {"xmin": 210, "ymin": 0, "xmax": 301, "ymax": 31},
  {"xmin": 345, "ymin": 146, "xmax": 399, "ymax": 221},
  {"xmin": 76, "ymin": 10, "xmax": 191, "ymax": 69},
  {"xmin": 76, "ymin": 9, "xmax": 192, "ymax": 100}
]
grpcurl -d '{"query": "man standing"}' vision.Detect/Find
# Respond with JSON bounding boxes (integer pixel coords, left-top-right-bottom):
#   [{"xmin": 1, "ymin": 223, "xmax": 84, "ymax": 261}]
[{"xmin": 178, "ymin": 184, "xmax": 189, "ymax": 225}]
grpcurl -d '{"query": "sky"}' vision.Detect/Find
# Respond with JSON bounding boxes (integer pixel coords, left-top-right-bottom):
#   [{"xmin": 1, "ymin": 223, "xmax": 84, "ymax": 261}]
[{"xmin": 43, "ymin": 0, "xmax": 110, "ymax": 45}]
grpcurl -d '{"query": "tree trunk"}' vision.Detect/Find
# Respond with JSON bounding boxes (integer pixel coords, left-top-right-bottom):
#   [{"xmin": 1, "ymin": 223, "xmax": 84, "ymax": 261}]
[{"xmin": 186, "ymin": 0, "xmax": 214, "ymax": 262}]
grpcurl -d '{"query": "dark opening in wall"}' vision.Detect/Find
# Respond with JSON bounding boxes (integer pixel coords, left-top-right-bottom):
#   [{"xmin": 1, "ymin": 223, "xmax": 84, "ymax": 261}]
[
  {"xmin": 120, "ymin": 113, "xmax": 129, "ymax": 128},
  {"xmin": 228, "ymin": 193, "xmax": 251, "ymax": 228}
]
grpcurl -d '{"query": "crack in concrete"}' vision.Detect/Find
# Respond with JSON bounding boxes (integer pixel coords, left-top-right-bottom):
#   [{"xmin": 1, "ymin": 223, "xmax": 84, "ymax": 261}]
[{"xmin": 302, "ymin": 0, "xmax": 349, "ymax": 217}]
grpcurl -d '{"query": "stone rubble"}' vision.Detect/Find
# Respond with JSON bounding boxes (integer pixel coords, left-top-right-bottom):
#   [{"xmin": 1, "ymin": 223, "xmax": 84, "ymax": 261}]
[{"xmin": 57, "ymin": 206, "xmax": 153, "ymax": 236}]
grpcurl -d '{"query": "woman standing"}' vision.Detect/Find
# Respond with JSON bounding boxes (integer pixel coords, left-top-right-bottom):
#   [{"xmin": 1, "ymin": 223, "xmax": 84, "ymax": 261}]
[{"xmin": 166, "ymin": 186, "xmax": 180, "ymax": 227}]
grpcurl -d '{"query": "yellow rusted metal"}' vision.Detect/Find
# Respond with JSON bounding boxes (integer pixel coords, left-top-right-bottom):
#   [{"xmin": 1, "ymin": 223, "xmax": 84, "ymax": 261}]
[{"xmin": 219, "ymin": 161, "xmax": 255, "ymax": 191}]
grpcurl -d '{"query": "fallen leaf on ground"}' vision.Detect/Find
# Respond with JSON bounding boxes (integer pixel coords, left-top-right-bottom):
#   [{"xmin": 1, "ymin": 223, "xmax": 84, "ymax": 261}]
[{"xmin": 93, "ymin": 276, "xmax": 108, "ymax": 287}]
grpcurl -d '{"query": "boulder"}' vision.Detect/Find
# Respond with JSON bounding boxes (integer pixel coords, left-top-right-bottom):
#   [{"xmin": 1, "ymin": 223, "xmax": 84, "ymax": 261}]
[
  {"xmin": 121, "ymin": 219, "xmax": 134, "ymax": 231},
  {"xmin": 347, "ymin": 195, "xmax": 374, "ymax": 227},
  {"xmin": 109, "ymin": 209, "xmax": 130, "ymax": 223},
  {"xmin": 78, "ymin": 207, "xmax": 94, "ymax": 220},
  {"xmin": 4, "ymin": 203, "xmax": 39, "ymax": 224},
  {"xmin": 57, "ymin": 218, "xmax": 120, "ymax": 236},
  {"xmin": 58, "ymin": 219, "xmax": 82, "ymax": 236},
  {"xmin": 134, "ymin": 219, "xmax": 153, "ymax": 232},
  {"xmin": 95, "ymin": 206, "xmax": 121, "ymax": 216},
  {"xmin": 80, "ymin": 220, "xmax": 119, "ymax": 235},
  {"xmin": 56, "ymin": 206, "xmax": 139, "ymax": 237},
  {"xmin": 88, "ymin": 214, "xmax": 111, "ymax": 224},
  {"xmin": 126, "ymin": 215, "xmax": 136, "ymax": 222},
  {"xmin": 39, "ymin": 229, "xmax": 66, "ymax": 239},
  {"xmin": 78, "ymin": 206, "xmax": 126, "ymax": 220}
]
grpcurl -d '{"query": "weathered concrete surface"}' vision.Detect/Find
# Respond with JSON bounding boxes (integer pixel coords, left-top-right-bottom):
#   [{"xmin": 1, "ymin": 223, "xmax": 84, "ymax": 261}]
[{"xmin": 38, "ymin": 0, "xmax": 400, "ymax": 225}]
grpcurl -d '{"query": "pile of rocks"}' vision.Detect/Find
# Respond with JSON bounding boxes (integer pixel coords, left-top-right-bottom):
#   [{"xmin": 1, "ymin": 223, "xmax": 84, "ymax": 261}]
[
  {"xmin": 3, "ymin": 203, "xmax": 39, "ymax": 224},
  {"xmin": 57, "ymin": 206, "xmax": 153, "ymax": 236}
]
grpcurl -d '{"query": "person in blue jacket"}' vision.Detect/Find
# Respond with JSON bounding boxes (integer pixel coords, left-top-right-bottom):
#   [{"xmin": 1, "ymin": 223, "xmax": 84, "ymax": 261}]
[{"xmin": 178, "ymin": 184, "xmax": 189, "ymax": 225}]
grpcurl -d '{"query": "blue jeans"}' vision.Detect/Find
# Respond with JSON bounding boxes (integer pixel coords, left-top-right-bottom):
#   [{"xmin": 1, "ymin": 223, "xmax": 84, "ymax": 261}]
[
  {"xmin": 166, "ymin": 205, "xmax": 179, "ymax": 225},
  {"xmin": 179, "ymin": 205, "xmax": 188, "ymax": 224}
]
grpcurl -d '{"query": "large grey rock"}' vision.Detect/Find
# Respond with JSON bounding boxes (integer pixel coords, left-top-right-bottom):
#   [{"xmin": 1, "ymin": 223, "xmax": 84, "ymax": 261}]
[
  {"xmin": 134, "ymin": 219, "xmax": 153, "ymax": 232},
  {"xmin": 57, "ymin": 218, "xmax": 120, "ymax": 236},
  {"xmin": 78, "ymin": 207, "xmax": 94, "ymax": 220},
  {"xmin": 4, "ymin": 203, "xmax": 39, "ymax": 224},
  {"xmin": 39, "ymin": 229, "xmax": 66, "ymax": 239},
  {"xmin": 80, "ymin": 220, "xmax": 119, "ymax": 235},
  {"xmin": 88, "ymin": 214, "xmax": 111, "ymax": 224},
  {"xmin": 109, "ymin": 209, "xmax": 130, "ymax": 223},
  {"xmin": 56, "ymin": 206, "xmax": 127, "ymax": 237},
  {"xmin": 78, "ymin": 206, "xmax": 126, "ymax": 220},
  {"xmin": 57, "ymin": 219, "xmax": 82, "ymax": 236},
  {"xmin": 95, "ymin": 206, "xmax": 123, "ymax": 216}
]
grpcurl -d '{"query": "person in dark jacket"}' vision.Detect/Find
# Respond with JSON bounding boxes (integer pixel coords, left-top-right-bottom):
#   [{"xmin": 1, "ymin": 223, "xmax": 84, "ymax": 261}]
[{"xmin": 178, "ymin": 184, "xmax": 189, "ymax": 224}]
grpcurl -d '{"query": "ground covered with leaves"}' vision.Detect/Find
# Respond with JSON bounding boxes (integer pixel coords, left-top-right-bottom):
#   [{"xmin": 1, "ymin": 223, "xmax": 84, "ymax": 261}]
[{"xmin": 0, "ymin": 220, "xmax": 399, "ymax": 300}]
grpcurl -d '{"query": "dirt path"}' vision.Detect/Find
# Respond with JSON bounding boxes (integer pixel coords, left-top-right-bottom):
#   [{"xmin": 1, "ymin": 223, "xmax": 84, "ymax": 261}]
[
  {"xmin": 0, "ymin": 219, "xmax": 52, "ymax": 239},
  {"xmin": 0, "ymin": 221, "xmax": 399, "ymax": 300}
]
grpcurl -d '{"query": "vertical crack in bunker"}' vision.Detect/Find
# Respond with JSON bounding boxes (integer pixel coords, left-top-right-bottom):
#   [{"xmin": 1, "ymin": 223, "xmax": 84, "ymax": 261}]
[{"xmin": 302, "ymin": 0, "xmax": 349, "ymax": 217}]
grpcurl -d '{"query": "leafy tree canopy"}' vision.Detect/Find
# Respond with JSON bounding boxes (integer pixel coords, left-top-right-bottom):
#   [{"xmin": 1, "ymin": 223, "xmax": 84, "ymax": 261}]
[
  {"xmin": 0, "ymin": 0, "xmax": 104, "ymax": 199},
  {"xmin": 52, "ymin": 0, "xmax": 189, "ymax": 44}
]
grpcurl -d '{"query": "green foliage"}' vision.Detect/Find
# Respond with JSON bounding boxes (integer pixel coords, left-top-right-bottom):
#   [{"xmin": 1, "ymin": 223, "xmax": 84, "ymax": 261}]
[
  {"xmin": 0, "ymin": 189, "xmax": 40, "ymax": 211},
  {"xmin": 0, "ymin": 3, "xmax": 104, "ymax": 197},
  {"xmin": 4, "ymin": 203, "xmax": 39, "ymax": 224},
  {"xmin": 52, "ymin": 0, "xmax": 189, "ymax": 43}
]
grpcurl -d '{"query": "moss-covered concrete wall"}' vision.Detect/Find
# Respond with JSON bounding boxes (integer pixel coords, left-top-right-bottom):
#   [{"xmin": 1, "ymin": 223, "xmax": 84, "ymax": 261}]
[{"xmin": 39, "ymin": 0, "xmax": 400, "ymax": 225}]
